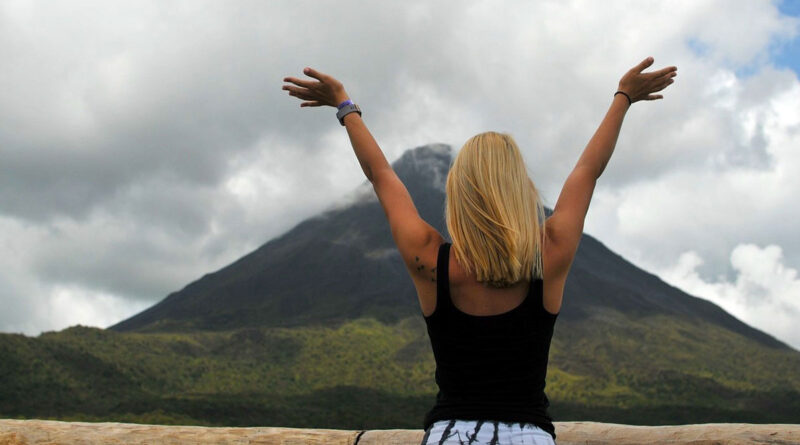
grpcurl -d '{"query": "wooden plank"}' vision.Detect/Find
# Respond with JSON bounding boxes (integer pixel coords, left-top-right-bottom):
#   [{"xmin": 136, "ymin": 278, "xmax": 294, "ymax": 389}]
[{"xmin": 1, "ymin": 419, "xmax": 799, "ymax": 445}]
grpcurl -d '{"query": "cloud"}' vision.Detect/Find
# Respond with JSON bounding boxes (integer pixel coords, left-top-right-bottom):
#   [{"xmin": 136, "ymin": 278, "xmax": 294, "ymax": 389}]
[
  {"xmin": 37, "ymin": 286, "xmax": 151, "ymax": 335},
  {"xmin": 657, "ymin": 244, "xmax": 800, "ymax": 351},
  {"xmin": 0, "ymin": 0, "xmax": 799, "ymax": 347},
  {"xmin": 584, "ymin": 67, "xmax": 800, "ymax": 281}
]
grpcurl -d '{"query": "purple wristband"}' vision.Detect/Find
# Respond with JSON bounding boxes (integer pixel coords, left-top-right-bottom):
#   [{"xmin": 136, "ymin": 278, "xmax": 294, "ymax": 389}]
[{"xmin": 337, "ymin": 99, "xmax": 353, "ymax": 109}]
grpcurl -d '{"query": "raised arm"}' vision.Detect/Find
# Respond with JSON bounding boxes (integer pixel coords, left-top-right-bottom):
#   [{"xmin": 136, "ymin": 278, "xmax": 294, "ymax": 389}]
[
  {"xmin": 282, "ymin": 68, "xmax": 440, "ymax": 271},
  {"xmin": 282, "ymin": 68, "xmax": 389, "ymax": 180},
  {"xmin": 546, "ymin": 57, "xmax": 677, "ymax": 276}
]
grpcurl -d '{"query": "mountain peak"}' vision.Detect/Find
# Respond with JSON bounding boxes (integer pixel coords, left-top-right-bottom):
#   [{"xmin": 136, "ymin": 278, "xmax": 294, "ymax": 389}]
[
  {"xmin": 392, "ymin": 144, "xmax": 453, "ymax": 193},
  {"xmin": 324, "ymin": 144, "xmax": 453, "ymax": 213}
]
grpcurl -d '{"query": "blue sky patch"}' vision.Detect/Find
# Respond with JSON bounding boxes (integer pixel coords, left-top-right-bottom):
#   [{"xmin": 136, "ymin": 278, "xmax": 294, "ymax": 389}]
[{"xmin": 773, "ymin": 0, "xmax": 800, "ymax": 75}]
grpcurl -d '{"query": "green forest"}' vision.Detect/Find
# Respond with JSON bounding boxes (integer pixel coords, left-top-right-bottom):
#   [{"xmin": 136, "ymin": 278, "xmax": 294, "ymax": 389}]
[{"xmin": 2, "ymin": 310, "xmax": 799, "ymax": 429}]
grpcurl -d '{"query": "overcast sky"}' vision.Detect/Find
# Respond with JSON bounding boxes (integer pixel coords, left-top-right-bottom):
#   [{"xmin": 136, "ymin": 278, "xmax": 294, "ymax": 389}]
[{"xmin": 1, "ymin": 0, "xmax": 799, "ymax": 350}]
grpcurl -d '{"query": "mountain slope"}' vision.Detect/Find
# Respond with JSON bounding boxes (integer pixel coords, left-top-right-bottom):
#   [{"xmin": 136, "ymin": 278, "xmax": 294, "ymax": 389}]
[{"xmin": 109, "ymin": 144, "xmax": 790, "ymax": 352}]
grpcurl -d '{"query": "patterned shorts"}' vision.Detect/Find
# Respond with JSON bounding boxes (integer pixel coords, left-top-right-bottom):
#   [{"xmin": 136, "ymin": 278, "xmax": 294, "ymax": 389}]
[{"xmin": 421, "ymin": 419, "xmax": 556, "ymax": 445}]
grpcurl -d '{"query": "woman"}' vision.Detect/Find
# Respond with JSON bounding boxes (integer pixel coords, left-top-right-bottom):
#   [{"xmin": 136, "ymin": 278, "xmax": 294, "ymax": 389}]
[{"xmin": 283, "ymin": 57, "xmax": 677, "ymax": 445}]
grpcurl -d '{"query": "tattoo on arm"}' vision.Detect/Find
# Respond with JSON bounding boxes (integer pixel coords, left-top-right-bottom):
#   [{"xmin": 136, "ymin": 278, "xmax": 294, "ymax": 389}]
[{"xmin": 414, "ymin": 256, "xmax": 436, "ymax": 282}]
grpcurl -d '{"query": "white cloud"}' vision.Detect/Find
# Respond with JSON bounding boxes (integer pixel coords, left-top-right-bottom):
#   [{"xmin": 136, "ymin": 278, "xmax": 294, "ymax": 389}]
[
  {"xmin": 36, "ymin": 286, "xmax": 151, "ymax": 335},
  {"xmin": 584, "ymin": 66, "xmax": 800, "ymax": 277},
  {"xmin": 657, "ymin": 244, "xmax": 800, "ymax": 351}
]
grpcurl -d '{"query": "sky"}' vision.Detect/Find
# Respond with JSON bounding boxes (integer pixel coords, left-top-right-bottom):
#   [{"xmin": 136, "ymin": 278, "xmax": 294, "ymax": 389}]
[{"xmin": 1, "ymin": 0, "xmax": 799, "ymax": 351}]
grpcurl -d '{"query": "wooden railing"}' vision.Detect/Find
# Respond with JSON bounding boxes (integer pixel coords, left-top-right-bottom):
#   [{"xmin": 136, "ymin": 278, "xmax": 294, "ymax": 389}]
[{"xmin": 1, "ymin": 419, "xmax": 798, "ymax": 444}]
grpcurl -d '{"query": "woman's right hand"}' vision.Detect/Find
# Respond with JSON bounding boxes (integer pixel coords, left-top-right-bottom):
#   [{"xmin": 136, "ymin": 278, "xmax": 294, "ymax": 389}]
[{"xmin": 617, "ymin": 57, "xmax": 677, "ymax": 103}]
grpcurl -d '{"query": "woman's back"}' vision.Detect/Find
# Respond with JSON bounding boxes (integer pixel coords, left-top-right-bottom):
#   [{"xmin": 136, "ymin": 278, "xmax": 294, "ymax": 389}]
[
  {"xmin": 417, "ymin": 229, "xmax": 564, "ymax": 319},
  {"xmin": 447, "ymin": 234, "xmax": 562, "ymax": 318},
  {"xmin": 422, "ymin": 242, "xmax": 559, "ymax": 442}
]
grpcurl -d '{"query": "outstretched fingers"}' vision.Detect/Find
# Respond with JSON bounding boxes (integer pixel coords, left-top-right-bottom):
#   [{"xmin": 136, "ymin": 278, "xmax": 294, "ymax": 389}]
[
  {"xmin": 651, "ymin": 76, "xmax": 675, "ymax": 92},
  {"xmin": 644, "ymin": 68, "xmax": 676, "ymax": 96},
  {"xmin": 282, "ymin": 84, "xmax": 315, "ymax": 100},
  {"xmin": 634, "ymin": 56, "xmax": 655, "ymax": 73},
  {"xmin": 648, "ymin": 67, "xmax": 678, "ymax": 81},
  {"xmin": 282, "ymin": 85, "xmax": 304, "ymax": 94},
  {"xmin": 619, "ymin": 57, "xmax": 677, "ymax": 103},
  {"xmin": 302, "ymin": 67, "xmax": 327, "ymax": 81},
  {"xmin": 283, "ymin": 76, "xmax": 316, "ymax": 88},
  {"xmin": 656, "ymin": 65, "xmax": 678, "ymax": 76}
]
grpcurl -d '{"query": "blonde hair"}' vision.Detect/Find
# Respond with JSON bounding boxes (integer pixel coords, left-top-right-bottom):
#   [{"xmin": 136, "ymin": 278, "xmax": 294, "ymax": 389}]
[{"xmin": 445, "ymin": 131, "xmax": 546, "ymax": 287}]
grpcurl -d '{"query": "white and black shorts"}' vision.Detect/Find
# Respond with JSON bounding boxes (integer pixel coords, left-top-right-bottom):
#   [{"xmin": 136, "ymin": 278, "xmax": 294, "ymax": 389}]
[{"xmin": 421, "ymin": 419, "xmax": 556, "ymax": 445}]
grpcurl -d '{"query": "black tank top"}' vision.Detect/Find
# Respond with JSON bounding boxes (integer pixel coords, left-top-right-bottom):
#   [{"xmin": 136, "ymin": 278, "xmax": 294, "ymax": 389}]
[{"xmin": 423, "ymin": 242, "xmax": 559, "ymax": 441}]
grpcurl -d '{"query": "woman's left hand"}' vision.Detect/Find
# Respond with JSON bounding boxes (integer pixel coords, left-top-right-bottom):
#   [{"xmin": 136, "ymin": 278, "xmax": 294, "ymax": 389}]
[{"xmin": 282, "ymin": 67, "xmax": 350, "ymax": 108}]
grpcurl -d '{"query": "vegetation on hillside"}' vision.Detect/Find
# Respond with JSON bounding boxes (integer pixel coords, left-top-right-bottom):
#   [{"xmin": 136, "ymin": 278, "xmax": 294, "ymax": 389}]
[{"xmin": 1, "ymin": 311, "xmax": 798, "ymax": 428}]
